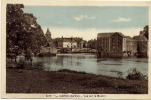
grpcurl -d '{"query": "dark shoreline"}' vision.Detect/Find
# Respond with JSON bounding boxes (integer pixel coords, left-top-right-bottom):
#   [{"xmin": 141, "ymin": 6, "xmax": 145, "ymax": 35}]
[{"xmin": 6, "ymin": 67, "xmax": 148, "ymax": 94}]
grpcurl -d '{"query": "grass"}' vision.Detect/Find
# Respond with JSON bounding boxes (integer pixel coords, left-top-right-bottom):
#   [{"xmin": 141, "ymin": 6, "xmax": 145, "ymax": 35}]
[{"xmin": 6, "ymin": 68, "xmax": 148, "ymax": 94}]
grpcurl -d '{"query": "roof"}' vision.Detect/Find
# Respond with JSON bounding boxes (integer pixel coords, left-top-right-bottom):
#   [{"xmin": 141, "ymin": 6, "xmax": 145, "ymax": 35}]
[
  {"xmin": 97, "ymin": 32, "xmax": 125, "ymax": 38},
  {"xmin": 125, "ymin": 36, "xmax": 136, "ymax": 41},
  {"xmin": 117, "ymin": 32, "xmax": 125, "ymax": 37},
  {"xmin": 133, "ymin": 35, "xmax": 148, "ymax": 41},
  {"xmin": 45, "ymin": 28, "xmax": 51, "ymax": 35},
  {"xmin": 56, "ymin": 38, "xmax": 77, "ymax": 42},
  {"xmin": 63, "ymin": 38, "xmax": 76, "ymax": 42},
  {"xmin": 97, "ymin": 33, "xmax": 114, "ymax": 38},
  {"xmin": 56, "ymin": 37, "xmax": 85, "ymax": 43}
]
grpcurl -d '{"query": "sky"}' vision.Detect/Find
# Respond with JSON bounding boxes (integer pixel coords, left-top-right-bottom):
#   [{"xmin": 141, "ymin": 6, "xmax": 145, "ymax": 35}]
[{"xmin": 23, "ymin": 6, "xmax": 148, "ymax": 40}]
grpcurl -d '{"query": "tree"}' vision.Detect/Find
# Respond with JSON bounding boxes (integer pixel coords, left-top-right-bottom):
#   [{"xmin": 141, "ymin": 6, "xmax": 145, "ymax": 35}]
[
  {"xmin": 140, "ymin": 25, "xmax": 149, "ymax": 39},
  {"xmin": 6, "ymin": 4, "xmax": 24, "ymax": 52},
  {"xmin": 143, "ymin": 25, "xmax": 149, "ymax": 39},
  {"xmin": 6, "ymin": 4, "xmax": 47, "ymax": 57},
  {"xmin": 87, "ymin": 39, "xmax": 97, "ymax": 49}
]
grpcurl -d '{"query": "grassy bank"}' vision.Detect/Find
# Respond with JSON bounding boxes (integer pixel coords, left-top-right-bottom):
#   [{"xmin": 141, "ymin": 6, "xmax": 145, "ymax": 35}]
[{"xmin": 6, "ymin": 68, "xmax": 148, "ymax": 94}]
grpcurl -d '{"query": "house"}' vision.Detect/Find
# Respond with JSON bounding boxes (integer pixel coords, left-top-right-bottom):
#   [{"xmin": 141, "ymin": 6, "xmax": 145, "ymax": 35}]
[
  {"xmin": 133, "ymin": 35, "xmax": 148, "ymax": 57},
  {"xmin": 55, "ymin": 37, "xmax": 87, "ymax": 49},
  {"xmin": 57, "ymin": 37, "xmax": 77, "ymax": 49}
]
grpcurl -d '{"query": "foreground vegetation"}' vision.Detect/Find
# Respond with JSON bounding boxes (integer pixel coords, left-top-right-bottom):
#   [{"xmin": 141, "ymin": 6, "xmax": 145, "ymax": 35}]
[{"xmin": 6, "ymin": 67, "xmax": 148, "ymax": 94}]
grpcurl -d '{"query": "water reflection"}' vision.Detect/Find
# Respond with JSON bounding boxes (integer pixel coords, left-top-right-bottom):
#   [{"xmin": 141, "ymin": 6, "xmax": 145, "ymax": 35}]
[{"xmin": 32, "ymin": 54, "xmax": 148, "ymax": 78}]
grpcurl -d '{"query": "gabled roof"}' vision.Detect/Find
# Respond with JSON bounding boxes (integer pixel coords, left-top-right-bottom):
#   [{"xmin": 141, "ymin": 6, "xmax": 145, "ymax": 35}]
[
  {"xmin": 97, "ymin": 32, "xmax": 125, "ymax": 38},
  {"xmin": 133, "ymin": 35, "xmax": 148, "ymax": 41},
  {"xmin": 125, "ymin": 36, "xmax": 136, "ymax": 41},
  {"xmin": 117, "ymin": 32, "xmax": 125, "ymax": 37}
]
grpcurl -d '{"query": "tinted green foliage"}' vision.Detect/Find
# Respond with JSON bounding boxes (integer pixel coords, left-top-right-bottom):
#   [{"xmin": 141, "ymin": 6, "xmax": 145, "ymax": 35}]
[
  {"xmin": 87, "ymin": 39, "xmax": 97, "ymax": 49},
  {"xmin": 6, "ymin": 4, "xmax": 47, "ymax": 57},
  {"xmin": 143, "ymin": 25, "xmax": 149, "ymax": 39},
  {"xmin": 126, "ymin": 68, "xmax": 147, "ymax": 80},
  {"xmin": 140, "ymin": 25, "xmax": 149, "ymax": 39}
]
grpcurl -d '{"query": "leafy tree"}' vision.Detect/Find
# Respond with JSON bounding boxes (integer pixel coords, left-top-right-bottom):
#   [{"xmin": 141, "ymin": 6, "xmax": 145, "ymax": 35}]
[
  {"xmin": 140, "ymin": 25, "xmax": 149, "ymax": 39},
  {"xmin": 6, "ymin": 4, "xmax": 24, "ymax": 52},
  {"xmin": 6, "ymin": 4, "xmax": 47, "ymax": 57},
  {"xmin": 143, "ymin": 25, "xmax": 149, "ymax": 39},
  {"xmin": 87, "ymin": 39, "xmax": 97, "ymax": 49}
]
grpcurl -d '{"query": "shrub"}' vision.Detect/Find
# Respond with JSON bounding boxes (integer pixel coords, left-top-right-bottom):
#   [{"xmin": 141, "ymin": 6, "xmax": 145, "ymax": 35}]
[
  {"xmin": 117, "ymin": 72, "xmax": 123, "ymax": 79},
  {"xmin": 126, "ymin": 68, "xmax": 146, "ymax": 80}
]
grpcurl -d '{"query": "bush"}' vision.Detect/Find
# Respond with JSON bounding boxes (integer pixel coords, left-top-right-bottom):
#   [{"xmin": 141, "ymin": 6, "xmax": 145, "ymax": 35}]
[
  {"xmin": 126, "ymin": 68, "xmax": 146, "ymax": 80},
  {"xmin": 37, "ymin": 52, "xmax": 56, "ymax": 57},
  {"xmin": 17, "ymin": 56, "xmax": 26, "ymax": 69}
]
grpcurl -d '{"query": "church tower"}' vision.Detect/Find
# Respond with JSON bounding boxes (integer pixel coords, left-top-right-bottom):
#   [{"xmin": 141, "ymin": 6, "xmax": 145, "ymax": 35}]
[
  {"xmin": 45, "ymin": 28, "xmax": 52, "ymax": 39},
  {"xmin": 45, "ymin": 28, "xmax": 53, "ymax": 46}
]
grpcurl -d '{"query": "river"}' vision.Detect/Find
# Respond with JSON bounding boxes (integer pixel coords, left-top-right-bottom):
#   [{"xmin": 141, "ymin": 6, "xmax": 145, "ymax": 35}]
[{"xmin": 32, "ymin": 53, "xmax": 148, "ymax": 78}]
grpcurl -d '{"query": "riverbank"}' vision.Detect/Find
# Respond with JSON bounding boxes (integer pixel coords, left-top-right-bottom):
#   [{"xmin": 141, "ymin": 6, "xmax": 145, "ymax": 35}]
[{"xmin": 6, "ymin": 68, "xmax": 148, "ymax": 94}]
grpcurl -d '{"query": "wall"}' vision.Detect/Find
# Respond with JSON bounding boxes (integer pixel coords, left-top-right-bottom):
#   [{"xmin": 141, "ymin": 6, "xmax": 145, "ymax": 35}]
[
  {"xmin": 63, "ymin": 42, "xmax": 77, "ymax": 48},
  {"xmin": 137, "ymin": 41, "xmax": 148, "ymax": 57},
  {"xmin": 97, "ymin": 37, "xmax": 110, "ymax": 57},
  {"xmin": 110, "ymin": 33, "xmax": 123, "ymax": 57}
]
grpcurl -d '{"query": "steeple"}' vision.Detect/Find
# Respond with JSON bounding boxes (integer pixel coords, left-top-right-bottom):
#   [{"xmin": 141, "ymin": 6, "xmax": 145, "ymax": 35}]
[
  {"xmin": 45, "ymin": 28, "xmax": 51, "ymax": 39},
  {"xmin": 46, "ymin": 28, "xmax": 51, "ymax": 36}
]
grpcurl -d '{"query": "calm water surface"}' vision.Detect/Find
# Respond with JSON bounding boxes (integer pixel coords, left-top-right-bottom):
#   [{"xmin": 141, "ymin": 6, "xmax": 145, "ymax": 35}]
[{"xmin": 33, "ymin": 54, "xmax": 148, "ymax": 78}]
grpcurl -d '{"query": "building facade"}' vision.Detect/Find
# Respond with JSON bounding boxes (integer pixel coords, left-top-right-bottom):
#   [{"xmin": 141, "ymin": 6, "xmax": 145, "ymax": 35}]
[
  {"xmin": 57, "ymin": 37, "xmax": 77, "ymax": 49},
  {"xmin": 97, "ymin": 32, "xmax": 145, "ymax": 58},
  {"xmin": 97, "ymin": 33, "xmax": 113, "ymax": 57},
  {"xmin": 125, "ymin": 36, "xmax": 137, "ymax": 57},
  {"xmin": 110, "ymin": 32, "xmax": 125, "ymax": 57},
  {"xmin": 133, "ymin": 35, "xmax": 148, "ymax": 57},
  {"xmin": 55, "ymin": 37, "xmax": 87, "ymax": 49},
  {"xmin": 97, "ymin": 32, "xmax": 126, "ymax": 57}
]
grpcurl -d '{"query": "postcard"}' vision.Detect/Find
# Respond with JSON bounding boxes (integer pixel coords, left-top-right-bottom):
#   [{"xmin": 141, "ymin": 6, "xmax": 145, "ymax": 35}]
[{"xmin": 1, "ymin": 0, "xmax": 151, "ymax": 99}]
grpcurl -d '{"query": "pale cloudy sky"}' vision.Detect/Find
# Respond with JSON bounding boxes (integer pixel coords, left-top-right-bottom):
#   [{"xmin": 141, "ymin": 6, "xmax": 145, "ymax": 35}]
[{"xmin": 24, "ymin": 6, "xmax": 148, "ymax": 40}]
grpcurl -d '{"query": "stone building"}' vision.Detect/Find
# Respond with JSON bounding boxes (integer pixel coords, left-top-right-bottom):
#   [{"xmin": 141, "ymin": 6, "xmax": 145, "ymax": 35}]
[
  {"xmin": 97, "ymin": 32, "xmax": 126, "ymax": 57},
  {"xmin": 125, "ymin": 36, "xmax": 137, "ymax": 57},
  {"xmin": 97, "ymin": 32, "xmax": 148, "ymax": 58},
  {"xmin": 110, "ymin": 32, "xmax": 125, "ymax": 57},
  {"xmin": 97, "ymin": 32, "xmax": 139, "ymax": 58},
  {"xmin": 133, "ymin": 35, "xmax": 148, "ymax": 57},
  {"xmin": 97, "ymin": 32, "xmax": 114, "ymax": 57},
  {"xmin": 39, "ymin": 29, "xmax": 57, "ymax": 54}
]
